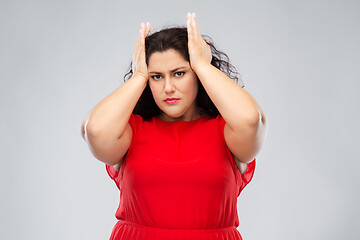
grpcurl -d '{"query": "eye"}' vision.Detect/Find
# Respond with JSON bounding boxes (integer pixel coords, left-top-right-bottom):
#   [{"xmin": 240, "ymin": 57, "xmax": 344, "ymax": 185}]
[
  {"xmin": 151, "ymin": 75, "xmax": 162, "ymax": 80},
  {"xmin": 174, "ymin": 71, "xmax": 185, "ymax": 77}
]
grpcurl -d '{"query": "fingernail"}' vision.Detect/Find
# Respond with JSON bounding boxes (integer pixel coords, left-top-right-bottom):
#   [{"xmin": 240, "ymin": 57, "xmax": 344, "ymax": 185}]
[
  {"xmin": 192, "ymin": 12, "xmax": 195, "ymax": 18},
  {"xmin": 187, "ymin": 12, "xmax": 191, "ymax": 17},
  {"xmin": 146, "ymin": 22, "xmax": 150, "ymax": 26}
]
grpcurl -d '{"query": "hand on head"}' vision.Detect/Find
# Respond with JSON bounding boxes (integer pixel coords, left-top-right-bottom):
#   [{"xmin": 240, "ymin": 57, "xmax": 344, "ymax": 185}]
[
  {"xmin": 186, "ymin": 12, "xmax": 212, "ymax": 72},
  {"xmin": 132, "ymin": 22, "xmax": 151, "ymax": 80},
  {"xmin": 132, "ymin": 13, "xmax": 212, "ymax": 80}
]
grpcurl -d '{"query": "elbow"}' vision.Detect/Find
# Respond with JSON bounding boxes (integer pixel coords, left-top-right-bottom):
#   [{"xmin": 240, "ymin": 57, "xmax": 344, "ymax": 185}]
[
  {"xmin": 81, "ymin": 126, "xmax": 85, "ymax": 140},
  {"xmin": 249, "ymin": 109, "xmax": 266, "ymax": 128},
  {"xmin": 80, "ymin": 120, "xmax": 87, "ymax": 140},
  {"xmin": 81, "ymin": 118, "xmax": 99, "ymax": 140}
]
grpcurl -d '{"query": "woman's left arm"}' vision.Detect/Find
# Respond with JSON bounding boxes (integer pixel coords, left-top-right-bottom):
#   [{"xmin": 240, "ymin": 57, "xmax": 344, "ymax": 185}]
[{"xmin": 187, "ymin": 13, "xmax": 268, "ymax": 164}]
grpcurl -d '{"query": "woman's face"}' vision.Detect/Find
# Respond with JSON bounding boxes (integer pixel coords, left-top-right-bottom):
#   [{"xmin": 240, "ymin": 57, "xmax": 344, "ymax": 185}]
[{"xmin": 147, "ymin": 49, "xmax": 200, "ymax": 122}]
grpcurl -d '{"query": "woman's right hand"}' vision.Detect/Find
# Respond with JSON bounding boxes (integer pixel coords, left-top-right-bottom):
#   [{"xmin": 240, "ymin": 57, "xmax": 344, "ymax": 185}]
[{"xmin": 132, "ymin": 22, "xmax": 151, "ymax": 80}]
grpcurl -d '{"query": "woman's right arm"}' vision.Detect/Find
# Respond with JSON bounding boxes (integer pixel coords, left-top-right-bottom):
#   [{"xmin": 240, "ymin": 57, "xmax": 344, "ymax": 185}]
[{"xmin": 81, "ymin": 22, "xmax": 151, "ymax": 166}]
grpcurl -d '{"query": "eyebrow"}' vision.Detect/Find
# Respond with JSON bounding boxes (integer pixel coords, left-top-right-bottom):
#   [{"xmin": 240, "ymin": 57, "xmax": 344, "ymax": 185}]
[{"xmin": 149, "ymin": 67, "xmax": 187, "ymax": 74}]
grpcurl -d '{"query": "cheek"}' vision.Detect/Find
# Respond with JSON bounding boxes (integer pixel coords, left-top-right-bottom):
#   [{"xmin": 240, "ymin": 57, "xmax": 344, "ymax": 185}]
[
  {"xmin": 190, "ymin": 80, "xmax": 199, "ymax": 97},
  {"xmin": 149, "ymin": 83, "xmax": 160, "ymax": 100}
]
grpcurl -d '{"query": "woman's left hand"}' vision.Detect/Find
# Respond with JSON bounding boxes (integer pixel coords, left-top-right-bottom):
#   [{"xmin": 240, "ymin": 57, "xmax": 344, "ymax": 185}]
[{"xmin": 186, "ymin": 12, "xmax": 212, "ymax": 73}]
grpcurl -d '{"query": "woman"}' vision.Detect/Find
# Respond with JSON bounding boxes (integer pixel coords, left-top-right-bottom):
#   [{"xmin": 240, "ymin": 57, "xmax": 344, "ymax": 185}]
[{"xmin": 81, "ymin": 12, "xmax": 267, "ymax": 240}]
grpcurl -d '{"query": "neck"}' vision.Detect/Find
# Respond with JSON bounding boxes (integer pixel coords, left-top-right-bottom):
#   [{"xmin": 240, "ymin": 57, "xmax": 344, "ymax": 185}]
[{"xmin": 159, "ymin": 109, "xmax": 202, "ymax": 122}]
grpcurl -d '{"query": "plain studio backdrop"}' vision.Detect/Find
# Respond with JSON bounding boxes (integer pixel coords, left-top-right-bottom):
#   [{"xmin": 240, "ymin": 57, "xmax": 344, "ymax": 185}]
[{"xmin": 1, "ymin": 0, "xmax": 359, "ymax": 239}]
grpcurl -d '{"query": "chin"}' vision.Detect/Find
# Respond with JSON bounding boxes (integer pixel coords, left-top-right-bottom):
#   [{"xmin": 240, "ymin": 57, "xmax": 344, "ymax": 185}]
[
  {"xmin": 160, "ymin": 109, "xmax": 185, "ymax": 119},
  {"xmin": 164, "ymin": 112, "xmax": 184, "ymax": 118}
]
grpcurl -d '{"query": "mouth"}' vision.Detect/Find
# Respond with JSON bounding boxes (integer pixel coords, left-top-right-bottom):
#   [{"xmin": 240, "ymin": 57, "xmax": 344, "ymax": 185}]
[{"xmin": 164, "ymin": 98, "xmax": 180, "ymax": 104}]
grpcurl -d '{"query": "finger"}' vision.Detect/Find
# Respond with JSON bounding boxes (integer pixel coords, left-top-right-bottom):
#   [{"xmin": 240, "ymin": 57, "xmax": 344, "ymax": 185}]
[
  {"xmin": 189, "ymin": 14, "xmax": 199, "ymax": 44},
  {"xmin": 187, "ymin": 12, "xmax": 191, "ymax": 25},
  {"xmin": 191, "ymin": 13, "xmax": 201, "ymax": 39},
  {"xmin": 137, "ymin": 22, "xmax": 144, "ymax": 43},
  {"xmin": 139, "ymin": 23, "xmax": 146, "ymax": 49},
  {"xmin": 135, "ymin": 23, "xmax": 143, "ymax": 51},
  {"xmin": 186, "ymin": 13, "xmax": 190, "ymax": 31},
  {"xmin": 140, "ymin": 22, "xmax": 145, "ymax": 38},
  {"xmin": 133, "ymin": 32, "xmax": 140, "ymax": 59},
  {"xmin": 189, "ymin": 13, "xmax": 195, "ymax": 37},
  {"xmin": 144, "ymin": 22, "xmax": 151, "ymax": 36},
  {"xmin": 139, "ymin": 24, "xmax": 146, "ymax": 58},
  {"xmin": 133, "ymin": 22, "xmax": 144, "ymax": 69},
  {"xmin": 133, "ymin": 23, "xmax": 143, "ymax": 57},
  {"xmin": 187, "ymin": 13, "xmax": 193, "ymax": 41}
]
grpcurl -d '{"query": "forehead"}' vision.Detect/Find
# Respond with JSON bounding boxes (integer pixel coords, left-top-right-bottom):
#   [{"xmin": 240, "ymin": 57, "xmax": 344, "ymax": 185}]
[{"xmin": 147, "ymin": 49, "xmax": 189, "ymax": 71}]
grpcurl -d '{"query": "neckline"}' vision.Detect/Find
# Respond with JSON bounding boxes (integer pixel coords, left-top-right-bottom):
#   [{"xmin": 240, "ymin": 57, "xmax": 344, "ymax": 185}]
[{"xmin": 154, "ymin": 115, "xmax": 210, "ymax": 124}]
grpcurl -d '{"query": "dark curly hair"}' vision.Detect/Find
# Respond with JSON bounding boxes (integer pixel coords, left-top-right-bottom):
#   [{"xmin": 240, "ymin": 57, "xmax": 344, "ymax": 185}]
[{"xmin": 123, "ymin": 26, "xmax": 244, "ymax": 120}]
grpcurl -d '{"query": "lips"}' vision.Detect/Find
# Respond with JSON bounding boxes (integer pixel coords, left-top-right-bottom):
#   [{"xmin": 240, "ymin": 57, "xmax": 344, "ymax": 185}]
[{"xmin": 164, "ymin": 98, "xmax": 180, "ymax": 104}]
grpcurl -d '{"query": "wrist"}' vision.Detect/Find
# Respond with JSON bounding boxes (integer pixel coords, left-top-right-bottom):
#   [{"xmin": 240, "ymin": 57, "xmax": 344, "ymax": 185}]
[
  {"xmin": 133, "ymin": 72, "xmax": 148, "ymax": 82},
  {"xmin": 192, "ymin": 61, "xmax": 212, "ymax": 75}
]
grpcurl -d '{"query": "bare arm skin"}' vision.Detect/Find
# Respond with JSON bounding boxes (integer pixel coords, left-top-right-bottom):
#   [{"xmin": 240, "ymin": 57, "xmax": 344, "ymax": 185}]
[
  {"xmin": 80, "ymin": 22, "xmax": 151, "ymax": 166},
  {"xmin": 186, "ymin": 13, "xmax": 268, "ymax": 165}
]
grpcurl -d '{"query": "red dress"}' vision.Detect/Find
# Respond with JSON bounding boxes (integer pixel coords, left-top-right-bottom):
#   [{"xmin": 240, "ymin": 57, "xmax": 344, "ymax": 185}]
[{"xmin": 105, "ymin": 113, "xmax": 256, "ymax": 240}]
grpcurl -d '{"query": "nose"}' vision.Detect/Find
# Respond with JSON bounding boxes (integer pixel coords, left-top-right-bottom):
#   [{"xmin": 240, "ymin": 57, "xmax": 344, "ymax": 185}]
[{"xmin": 164, "ymin": 76, "xmax": 175, "ymax": 94}]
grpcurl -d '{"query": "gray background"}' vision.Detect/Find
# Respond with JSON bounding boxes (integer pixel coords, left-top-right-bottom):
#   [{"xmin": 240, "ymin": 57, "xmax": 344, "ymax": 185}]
[{"xmin": 1, "ymin": 0, "xmax": 359, "ymax": 239}]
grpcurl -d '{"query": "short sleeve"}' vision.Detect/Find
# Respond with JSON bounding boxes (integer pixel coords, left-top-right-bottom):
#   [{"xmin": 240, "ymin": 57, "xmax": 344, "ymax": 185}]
[
  {"xmin": 128, "ymin": 113, "xmax": 143, "ymax": 139},
  {"xmin": 216, "ymin": 114, "xmax": 256, "ymax": 196},
  {"xmin": 239, "ymin": 158, "xmax": 256, "ymax": 194},
  {"xmin": 105, "ymin": 113, "xmax": 143, "ymax": 190},
  {"xmin": 105, "ymin": 164, "xmax": 121, "ymax": 190}
]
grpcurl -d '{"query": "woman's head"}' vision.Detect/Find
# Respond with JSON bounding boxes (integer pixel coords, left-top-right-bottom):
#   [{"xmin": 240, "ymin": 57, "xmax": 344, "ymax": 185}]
[
  {"xmin": 124, "ymin": 26, "xmax": 243, "ymax": 120},
  {"xmin": 145, "ymin": 27, "xmax": 190, "ymax": 65},
  {"xmin": 147, "ymin": 49, "xmax": 199, "ymax": 122}
]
